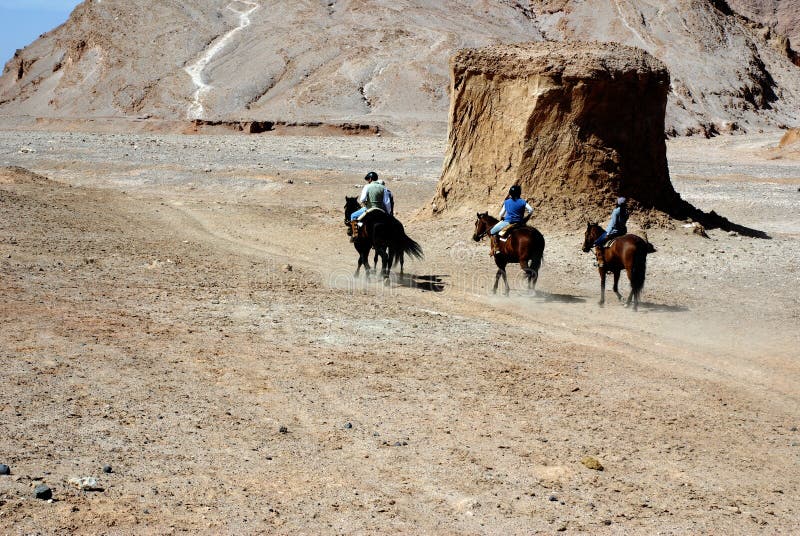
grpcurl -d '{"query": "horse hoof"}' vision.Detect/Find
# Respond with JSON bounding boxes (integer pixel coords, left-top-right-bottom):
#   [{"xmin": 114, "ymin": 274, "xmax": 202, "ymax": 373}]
[{"xmin": 598, "ymin": 301, "xmax": 605, "ymax": 307}]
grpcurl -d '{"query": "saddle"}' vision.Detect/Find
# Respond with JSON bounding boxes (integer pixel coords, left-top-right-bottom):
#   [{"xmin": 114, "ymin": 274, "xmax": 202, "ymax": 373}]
[
  {"xmin": 358, "ymin": 207, "xmax": 386, "ymax": 220},
  {"xmin": 498, "ymin": 222, "xmax": 523, "ymax": 238},
  {"xmin": 601, "ymin": 237, "xmax": 619, "ymax": 248}
]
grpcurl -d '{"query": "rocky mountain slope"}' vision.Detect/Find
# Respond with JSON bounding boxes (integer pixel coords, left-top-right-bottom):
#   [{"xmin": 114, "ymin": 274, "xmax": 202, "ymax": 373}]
[
  {"xmin": 1, "ymin": 0, "xmax": 799, "ymax": 135},
  {"xmin": 727, "ymin": 0, "xmax": 800, "ymax": 52}
]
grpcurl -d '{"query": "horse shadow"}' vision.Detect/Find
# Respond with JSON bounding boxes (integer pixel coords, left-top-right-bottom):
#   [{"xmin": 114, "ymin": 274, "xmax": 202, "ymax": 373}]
[
  {"xmin": 533, "ymin": 291, "xmax": 587, "ymax": 304},
  {"xmin": 633, "ymin": 301, "xmax": 689, "ymax": 313},
  {"xmin": 393, "ymin": 273, "xmax": 448, "ymax": 292}
]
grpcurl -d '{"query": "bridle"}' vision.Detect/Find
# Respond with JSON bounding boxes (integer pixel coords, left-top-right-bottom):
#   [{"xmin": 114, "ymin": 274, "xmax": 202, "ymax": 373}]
[{"xmin": 473, "ymin": 217, "xmax": 490, "ymax": 241}]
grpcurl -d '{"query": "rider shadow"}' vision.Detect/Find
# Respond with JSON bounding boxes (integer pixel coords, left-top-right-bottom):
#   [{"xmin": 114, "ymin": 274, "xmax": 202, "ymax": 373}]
[
  {"xmin": 532, "ymin": 291, "xmax": 587, "ymax": 304},
  {"xmin": 394, "ymin": 273, "xmax": 448, "ymax": 293},
  {"xmin": 634, "ymin": 301, "xmax": 689, "ymax": 313}
]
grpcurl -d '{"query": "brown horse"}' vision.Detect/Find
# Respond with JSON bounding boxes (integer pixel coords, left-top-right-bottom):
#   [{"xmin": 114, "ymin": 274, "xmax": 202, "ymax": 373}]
[
  {"xmin": 473, "ymin": 213, "xmax": 545, "ymax": 295},
  {"xmin": 581, "ymin": 223, "xmax": 656, "ymax": 311}
]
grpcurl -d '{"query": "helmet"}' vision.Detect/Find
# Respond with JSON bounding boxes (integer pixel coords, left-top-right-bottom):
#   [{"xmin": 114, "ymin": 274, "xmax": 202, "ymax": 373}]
[
  {"xmin": 617, "ymin": 196, "xmax": 627, "ymax": 205},
  {"xmin": 365, "ymin": 171, "xmax": 378, "ymax": 181},
  {"xmin": 508, "ymin": 185, "xmax": 522, "ymax": 199}
]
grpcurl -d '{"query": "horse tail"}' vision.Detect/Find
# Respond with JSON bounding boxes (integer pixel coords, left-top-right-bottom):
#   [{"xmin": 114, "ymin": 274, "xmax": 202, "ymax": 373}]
[
  {"xmin": 395, "ymin": 233, "xmax": 424, "ymax": 260},
  {"xmin": 528, "ymin": 229, "xmax": 545, "ymax": 275},
  {"xmin": 646, "ymin": 241, "xmax": 656, "ymax": 253},
  {"xmin": 630, "ymin": 245, "xmax": 648, "ymax": 300}
]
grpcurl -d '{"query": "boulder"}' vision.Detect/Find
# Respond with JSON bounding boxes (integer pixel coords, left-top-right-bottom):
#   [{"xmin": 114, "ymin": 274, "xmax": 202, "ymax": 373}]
[{"xmin": 429, "ymin": 42, "xmax": 682, "ymax": 225}]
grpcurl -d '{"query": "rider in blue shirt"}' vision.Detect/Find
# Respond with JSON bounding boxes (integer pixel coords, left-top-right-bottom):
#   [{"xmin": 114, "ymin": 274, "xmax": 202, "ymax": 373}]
[
  {"xmin": 490, "ymin": 185, "xmax": 533, "ymax": 254},
  {"xmin": 594, "ymin": 197, "xmax": 629, "ymax": 248}
]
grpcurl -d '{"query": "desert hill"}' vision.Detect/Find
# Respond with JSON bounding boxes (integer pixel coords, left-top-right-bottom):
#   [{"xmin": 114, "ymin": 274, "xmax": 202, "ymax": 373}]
[{"xmin": 1, "ymin": 0, "xmax": 799, "ymax": 135}]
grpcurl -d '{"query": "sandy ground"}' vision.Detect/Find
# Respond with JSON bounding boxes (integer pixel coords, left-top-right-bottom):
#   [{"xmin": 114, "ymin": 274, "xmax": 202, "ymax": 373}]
[{"xmin": 0, "ymin": 128, "xmax": 798, "ymax": 534}]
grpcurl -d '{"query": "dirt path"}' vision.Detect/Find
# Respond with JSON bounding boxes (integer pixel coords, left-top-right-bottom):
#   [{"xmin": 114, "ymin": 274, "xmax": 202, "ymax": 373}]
[{"xmin": 0, "ymin": 130, "xmax": 799, "ymax": 534}]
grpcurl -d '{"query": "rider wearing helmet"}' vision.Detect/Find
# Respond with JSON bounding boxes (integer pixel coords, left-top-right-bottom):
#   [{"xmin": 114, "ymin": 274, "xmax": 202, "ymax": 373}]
[
  {"xmin": 489, "ymin": 184, "xmax": 533, "ymax": 254},
  {"xmin": 594, "ymin": 197, "xmax": 629, "ymax": 248},
  {"xmin": 377, "ymin": 179, "xmax": 394, "ymax": 216},
  {"xmin": 348, "ymin": 171, "xmax": 387, "ymax": 223}
]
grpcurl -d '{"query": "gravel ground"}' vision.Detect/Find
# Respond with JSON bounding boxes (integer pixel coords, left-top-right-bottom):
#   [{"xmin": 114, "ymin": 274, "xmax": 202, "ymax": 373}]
[{"xmin": 0, "ymin": 128, "xmax": 798, "ymax": 534}]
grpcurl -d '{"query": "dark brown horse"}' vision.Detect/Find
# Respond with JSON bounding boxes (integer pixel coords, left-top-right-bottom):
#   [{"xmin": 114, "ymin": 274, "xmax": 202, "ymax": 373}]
[
  {"xmin": 473, "ymin": 213, "xmax": 545, "ymax": 295},
  {"xmin": 581, "ymin": 223, "xmax": 656, "ymax": 311},
  {"xmin": 344, "ymin": 196, "xmax": 422, "ymax": 280}
]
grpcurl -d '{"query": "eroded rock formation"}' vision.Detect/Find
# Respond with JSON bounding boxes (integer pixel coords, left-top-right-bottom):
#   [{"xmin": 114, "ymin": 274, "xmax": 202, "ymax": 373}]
[{"xmin": 430, "ymin": 42, "xmax": 682, "ymax": 224}]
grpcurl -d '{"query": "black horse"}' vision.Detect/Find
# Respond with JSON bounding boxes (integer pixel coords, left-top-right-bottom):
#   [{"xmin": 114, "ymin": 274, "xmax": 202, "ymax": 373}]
[{"xmin": 344, "ymin": 197, "xmax": 423, "ymax": 280}]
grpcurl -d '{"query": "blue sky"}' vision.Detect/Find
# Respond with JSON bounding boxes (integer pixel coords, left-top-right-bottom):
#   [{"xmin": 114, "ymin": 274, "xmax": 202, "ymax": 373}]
[{"xmin": 0, "ymin": 0, "xmax": 82, "ymax": 67}]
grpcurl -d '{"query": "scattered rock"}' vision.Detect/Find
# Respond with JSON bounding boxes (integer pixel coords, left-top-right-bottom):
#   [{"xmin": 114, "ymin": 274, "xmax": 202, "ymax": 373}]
[
  {"xmin": 581, "ymin": 456, "xmax": 604, "ymax": 471},
  {"xmin": 344, "ymin": 422, "xmax": 353, "ymax": 429},
  {"xmin": 34, "ymin": 484, "xmax": 52, "ymax": 500},
  {"xmin": 693, "ymin": 224, "xmax": 709, "ymax": 238},
  {"xmin": 102, "ymin": 464, "xmax": 113, "ymax": 474},
  {"xmin": 279, "ymin": 425, "xmax": 288, "ymax": 434},
  {"xmin": 283, "ymin": 264, "xmax": 293, "ymax": 272},
  {"xmin": 68, "ymin": 476, "xmax": 104, "ymax": 491},
  {"xmin": 549, "ymin": 495, "xmax": 558, "ymax": 502},
  {"xmin": 0, "ymin": 464, "xmax": 10, "ymax": 475},
  {"xmin": 285, "ymin": 179, "xmax": 294, "ymax": 184}
]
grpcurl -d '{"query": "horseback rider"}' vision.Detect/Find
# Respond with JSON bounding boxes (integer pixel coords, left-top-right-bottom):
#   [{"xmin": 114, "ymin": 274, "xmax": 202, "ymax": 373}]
[
  {"xmin": 347, "ymin": 171, "xmax": 390, "ymax": 238},
  {"xmin": 489, "ymin": 184, "xmax": 533, "ymax": 255},
  {"xmin": 593, "ymin": 197, "xmax": 629, "ymax": 268},
  {"xmin": 378, "ymin": 179, "xmax": 394, "ymax": 216}
]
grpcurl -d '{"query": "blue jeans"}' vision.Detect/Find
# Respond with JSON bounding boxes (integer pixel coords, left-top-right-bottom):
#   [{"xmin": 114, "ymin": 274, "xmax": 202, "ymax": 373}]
[
  {"xmin": 490, "ymin": 220, "xmax": 510, "ymax": 235},
  {"xmin": 594, "ymin": 231, "xmax": 621, "ymax": 247},
  {"xmin": 349, "ymin": 207, "xmax": 366, "ymax": 222}
]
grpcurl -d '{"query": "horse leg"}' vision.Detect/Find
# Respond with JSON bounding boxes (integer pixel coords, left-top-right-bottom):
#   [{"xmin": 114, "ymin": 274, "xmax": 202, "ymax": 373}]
[
  {"xmin": 529, "ymin": 259, "xmax": 539, "ymax": 294},
  {"xmin": 379, "ymin": 248, "xmax": 390, "ymax": 283},
  {"xmin": 624, "ymin": 265, "xmax": 638, "ymax": 310},
  {"xmin": 598, "ymin": 268, "xmax": 606, "ymax": 306},
  {"xmin": 520, "ymin": 259, "xmax": 532, "ymax": 292},
  {"xmin": 612, "ymin": 270, "xmax": 622, "ymax": 301},
  {"xmin": 501, "ymin": 269, "xmax": 510, "ymax": 296},
  {"xmin": 493, "ymin": 269, "xmax": 501, "ymax": 294}
]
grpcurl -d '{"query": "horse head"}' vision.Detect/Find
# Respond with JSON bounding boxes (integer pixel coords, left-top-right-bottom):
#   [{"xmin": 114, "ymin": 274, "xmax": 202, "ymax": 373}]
[
  {"xmin": 344, "ymin": 196, "xmax": 359, "ymax": 224},
  {"xmin": 582, "ymin": 222, "xmax": 600, "ymax": 252},
  {"xmin": 472, "ymin": 212, "xmax": 492, "ymax": 241}
]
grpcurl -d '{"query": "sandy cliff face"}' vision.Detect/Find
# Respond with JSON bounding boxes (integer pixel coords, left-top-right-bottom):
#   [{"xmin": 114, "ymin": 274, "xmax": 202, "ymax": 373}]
[
  {"xmin": 430, "ymin": 42, "xmax": 680, "ymax": 222},
  {"xmin": 0, "ymin": 0, "xmax": 798, "ymax": 134}
]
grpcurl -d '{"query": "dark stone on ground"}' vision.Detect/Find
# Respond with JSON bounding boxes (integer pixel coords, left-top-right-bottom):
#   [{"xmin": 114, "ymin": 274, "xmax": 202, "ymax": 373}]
[
  {"xmin": 279, "ymin": 425, "xmax": 288, "ymax": 434},
  {"xmin": 0, "ymin": 464, "xmax": 10, "ymax": 475},
  {"xmin": 102, "ymin": 464, "xmax": 113, "ymax": 473},
  {"xmin": 34, "ymin": 484, "xmax": 52, "ymax": 500}
]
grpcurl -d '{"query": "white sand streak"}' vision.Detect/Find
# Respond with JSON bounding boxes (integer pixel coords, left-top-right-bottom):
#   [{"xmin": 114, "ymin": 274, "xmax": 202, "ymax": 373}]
[
  {"xmin": 614, "ymin": 0, "xmax": 649, "ymax": 48},
  {"xmin": 185, "ymin": 1, "xmax": 260, "ymax": 120}
]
